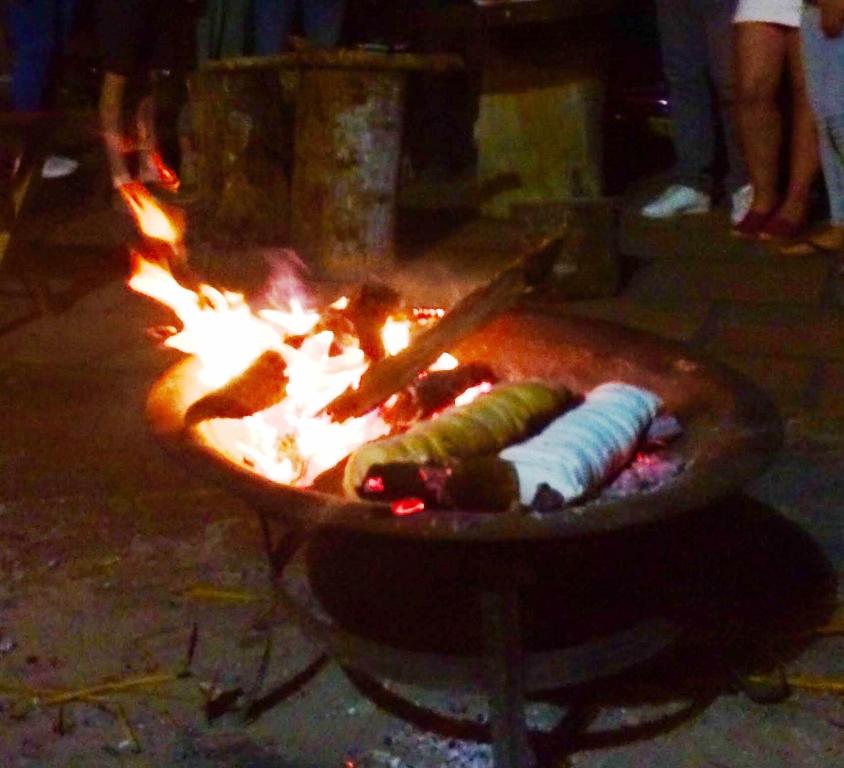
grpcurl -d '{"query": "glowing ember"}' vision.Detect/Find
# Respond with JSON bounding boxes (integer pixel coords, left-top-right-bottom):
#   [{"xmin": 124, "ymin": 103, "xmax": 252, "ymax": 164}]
[
  {"xmin": 118, "ymin": 182, "xmax": 181, "ymax": 244},
  {"xmin": 363, "ymin": 475, "xmax": 386, "ymax": 494},
  {"xmin": 391, "ymin": 498, "xmax": 426, "ymax": 516}
]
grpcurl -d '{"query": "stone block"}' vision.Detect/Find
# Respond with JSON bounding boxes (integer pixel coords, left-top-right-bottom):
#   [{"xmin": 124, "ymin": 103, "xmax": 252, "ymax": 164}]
[{"xmin": 475, "ymin": 18, "xmax": 610, "ymax": 218}]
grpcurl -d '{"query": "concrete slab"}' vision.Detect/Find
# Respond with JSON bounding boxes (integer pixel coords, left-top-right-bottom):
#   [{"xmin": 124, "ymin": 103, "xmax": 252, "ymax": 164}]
[
  {"xmin": 705, "ymin": 304, "xmax": 844, "ymax": 361},
  {"xmin": 626, "ymin": 257, "xmax": 832, "ymax": 306},
  {"xmin": 712, "ymin": 353, "xmax": 817, "ymax": 420}
]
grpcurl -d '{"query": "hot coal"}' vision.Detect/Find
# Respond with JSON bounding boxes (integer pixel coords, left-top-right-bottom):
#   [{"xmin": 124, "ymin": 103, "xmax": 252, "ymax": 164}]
[
  {"xmin": 358, "ymin": 456, "xmax": 518, "ymax": 513},
  {"xmin": 604, "ymin": 452, "xmax": 686, "ymax": 498},
  {"xmin": 642, "ymin": 414, "xmax": 684, "ymax": 447}
]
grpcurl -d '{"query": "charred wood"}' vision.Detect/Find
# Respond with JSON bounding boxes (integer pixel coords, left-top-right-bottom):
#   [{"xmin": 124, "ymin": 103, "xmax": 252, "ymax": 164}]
[{"xmin": 185, "ymin": 350, "xmax": 288, "ymax": 425}]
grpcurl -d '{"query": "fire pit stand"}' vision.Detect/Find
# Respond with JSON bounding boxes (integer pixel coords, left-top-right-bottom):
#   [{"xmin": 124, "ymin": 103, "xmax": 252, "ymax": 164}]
[
  {"xmin": 147, "ymin": 310, "xmax": 783, "ymax": 767},
  {"xmin": 249, "ymin": 520, "xmax": 680, "ymax": 768}
]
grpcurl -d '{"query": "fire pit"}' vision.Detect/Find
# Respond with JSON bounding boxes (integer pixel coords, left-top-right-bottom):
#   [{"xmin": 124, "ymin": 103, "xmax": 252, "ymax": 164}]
[{"xmin": 147, "ymin": 307, "xmax": 782, "ymax": 766}]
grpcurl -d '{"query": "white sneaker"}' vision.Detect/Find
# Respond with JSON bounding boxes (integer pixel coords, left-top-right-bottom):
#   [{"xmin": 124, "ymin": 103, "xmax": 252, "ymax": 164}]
[
  {"xmin": 41, "ymin": 154, "xmax": 79, "ymax": 179},
  {"xmin": 640, "ymin": 184, "xmax": 711, "ymax": 219},
  {"xmin": 730, "ymin": 183, "xmax": 754, "ymax": 225}
]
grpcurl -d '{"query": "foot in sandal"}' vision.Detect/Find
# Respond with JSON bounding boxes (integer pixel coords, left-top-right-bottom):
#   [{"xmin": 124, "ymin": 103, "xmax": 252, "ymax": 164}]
[{"xmin": 779, "ymin": 225, "xmax": 844, "ymax": 255}]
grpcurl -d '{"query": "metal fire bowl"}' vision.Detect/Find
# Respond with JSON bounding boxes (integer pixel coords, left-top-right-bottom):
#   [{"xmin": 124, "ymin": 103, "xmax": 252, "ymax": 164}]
[{"xmin": 147, "ymin": 309, "xmax": 783, "ymax": 542}]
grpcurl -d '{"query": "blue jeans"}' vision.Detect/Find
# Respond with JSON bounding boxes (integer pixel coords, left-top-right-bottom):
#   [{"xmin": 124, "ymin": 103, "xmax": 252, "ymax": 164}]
[
  {"xmin": 253, "ymin": 0, "xmax": 346, "ymax": 55},
  {"xmin": 4, "ymin": 0, "xmax": 77, "ymax": 111},
  {"xmin": 801, "ymin": 6, "xmax": 844, "ymax": 225},
  {"xmin": 655, "ymin": 0, "xmax": 746, "ymax": 194}
]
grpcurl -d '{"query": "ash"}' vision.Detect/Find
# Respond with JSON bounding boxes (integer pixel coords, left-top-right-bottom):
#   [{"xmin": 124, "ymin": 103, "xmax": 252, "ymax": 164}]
[
  {"xmin": 604, "ymin": 452, "xmax": 685, "ymax": 498},
  {"xmin": 349, "ymin": 697, "xmax": 566, "ymax": 768},
  {"xmin": 352, "ymin": 725, "xmax": 492, "ymax": 768}
]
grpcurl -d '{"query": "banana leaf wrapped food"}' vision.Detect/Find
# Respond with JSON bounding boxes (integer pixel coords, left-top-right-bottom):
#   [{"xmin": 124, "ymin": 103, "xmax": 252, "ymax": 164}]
[
  {"xmin": 500, "ymin": 382, "xmax": 663, "ymax": 506},
  {"xmin": 344, "ymin": 381, "xmax": 666, "ymax": 511},
  {"xmin": 343, "ymin": 381, "xmax": 572, "ymax": 498}
]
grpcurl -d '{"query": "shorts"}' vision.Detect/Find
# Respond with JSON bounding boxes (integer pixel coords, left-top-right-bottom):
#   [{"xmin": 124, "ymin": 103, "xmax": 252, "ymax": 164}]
[
  {"xmin": 733, "ymin": 0, "xmax": 802, "ymax": 27},
  {"xmin": 95, "ymin": 0, "xmax": 185, "ymax": 76}
]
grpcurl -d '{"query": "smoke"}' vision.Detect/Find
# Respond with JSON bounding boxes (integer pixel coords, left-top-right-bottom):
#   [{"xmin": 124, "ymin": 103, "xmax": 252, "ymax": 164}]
[{"xmin": 256, "ymin": 248, "xmax": 312, "ymax": 310}]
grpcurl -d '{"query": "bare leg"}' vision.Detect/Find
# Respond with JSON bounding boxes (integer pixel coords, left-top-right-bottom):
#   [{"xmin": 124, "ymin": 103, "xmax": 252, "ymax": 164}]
[
  {"xmin": 775, "ymin": 29, "xmax": 820, "ymax": 225},
  {"xmin": 734, "ymin": 22, "xmax": 790, "ymax": 215},
  {"xmin": 99, "ymin": 71, "xmax": 131, "ymax": 187},
  {"xmin": 136, "ymin": 78, "xmax": 179, "ymax": 191},
  {"xmin": 136, "ymin": 88, "xmax": 158, "ymax": 181}
]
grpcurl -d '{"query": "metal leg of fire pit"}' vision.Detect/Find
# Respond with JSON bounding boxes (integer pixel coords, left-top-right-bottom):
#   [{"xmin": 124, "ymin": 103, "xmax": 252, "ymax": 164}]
[
  {"xmin": 482, "ymin": 580, "xmax": 536, "ymax": 768},
  {"xmin": 241, "ymin": 515, "xmax": 307, "ymax": 720}
]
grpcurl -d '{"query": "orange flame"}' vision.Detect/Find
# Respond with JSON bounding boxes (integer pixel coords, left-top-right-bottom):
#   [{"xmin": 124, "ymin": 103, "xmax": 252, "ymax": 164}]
[
  {"xmin": 129, "ymin": 254, "xmax": 468, "ymax": 487},
  {"xmin": 119, "ymin": 182, "xmax": 181, "ymax": 244}
]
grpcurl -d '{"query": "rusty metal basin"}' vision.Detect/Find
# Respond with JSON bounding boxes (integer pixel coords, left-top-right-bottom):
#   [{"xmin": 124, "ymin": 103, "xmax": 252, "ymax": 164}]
[{"xmin": 146, "ymin": 309, "xmax": 782, "ymax": 542}]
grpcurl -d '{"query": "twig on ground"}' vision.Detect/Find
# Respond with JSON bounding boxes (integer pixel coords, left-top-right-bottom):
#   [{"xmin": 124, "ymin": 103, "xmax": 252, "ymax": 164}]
[
  {"xmin": 747, "ymin": 674, "xmax": 844, "ymax": 695},
  {"xmin": 179, "ymin": 584, "xmax": 265, "ymax": 604}
]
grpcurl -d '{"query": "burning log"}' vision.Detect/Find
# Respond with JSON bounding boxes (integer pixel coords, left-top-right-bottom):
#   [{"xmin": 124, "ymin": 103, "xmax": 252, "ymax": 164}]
[
  {"xmin": 324, "ymin": 236, "xmax": 567, "ymax": 422},
  {"xmin": 321, "ymin": 281, "xmax": 403, "ymax": 361},
  {"xmin": 382, "ymin": 361, "xmax": 497, "ymax": 428},
  {"xmin": 185, "ymin": 350, "xmax": 288, "ymax": 425},
  {"xmin": 358, "ymin": 456, "xmax": 520, "ymax": 512}
]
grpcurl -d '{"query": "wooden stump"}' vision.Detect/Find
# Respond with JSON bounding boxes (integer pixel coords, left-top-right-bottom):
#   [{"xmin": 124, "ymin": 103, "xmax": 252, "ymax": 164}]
[
  {"xmin": 193, "ymin": 51, "xmax": 463, "ymax": 276},
  {"xmin": 191, "ymin": 67, "xmax": 297, "ymax": 243},
  {"xmin": 290, "ymin": 68, "xmax": 404, "ymax": 280}
]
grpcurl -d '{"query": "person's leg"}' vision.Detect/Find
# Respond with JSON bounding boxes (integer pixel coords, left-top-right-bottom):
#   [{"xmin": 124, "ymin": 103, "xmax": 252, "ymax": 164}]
[
  {"xmin": 786, "ymin": 6, "xmax": 844, "ymax": 251},
  {"xmin": 253, "ymin": 0, "xmax": 296, "ymax": 54},
  {"xmin": 823, "ymin": 113, "xmax": 844, "ymax": 228},
  {"xmin": 99, "ymin": 71, "xmax": 132, "ymax": 186},
  {"xmin": 733, "ymin": 22, "xmax": 789, "ymax": 216},
  {"xmin": 772, "ymin": 28, "xmax": 820, "ymax": 227},
  {"xmin": 303, "ymin": 0, "xmax": 346, "ymax": 47},
  {"xmin": 5, "ymin": 0, "xmax": 57, "ymax": 111},
  {"xmin": 654, "ymin": 0, "xmax": 716, "ymax": 193},
  {"xmin": 95, "ymin": 0, "xmax": 145, "ymax": 185},
  {"xmin": 704, "ymin": 0, "xmax": 747, "ymax": 195}
]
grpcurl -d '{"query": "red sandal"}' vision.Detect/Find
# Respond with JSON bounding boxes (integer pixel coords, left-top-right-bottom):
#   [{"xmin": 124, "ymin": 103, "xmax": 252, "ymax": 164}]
[
  {"xmin": 758, "ymin": 215, "xmax": 804, "ymax": 242},
  {"xmin": 732, "ymin": 209, "xmax": 771, "ymax": 238}
]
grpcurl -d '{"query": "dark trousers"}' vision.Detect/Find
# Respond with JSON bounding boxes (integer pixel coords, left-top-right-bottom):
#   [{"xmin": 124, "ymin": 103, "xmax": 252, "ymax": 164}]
[
  {"xmin": 253, "ymin": 0, "xmax": 347, "ymax": 54},
  {"xmin": 4, "ymin": 0, "xmax": 77, "ymax": 111},
  {"xmin": 655, "ymin": 0, "xmax": 746, "ymax": 194}
]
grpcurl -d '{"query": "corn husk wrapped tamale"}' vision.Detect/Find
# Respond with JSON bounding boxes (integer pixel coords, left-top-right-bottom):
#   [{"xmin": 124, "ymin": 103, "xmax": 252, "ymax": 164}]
[{"xmin": 343, "ymin": 381, "xmax": 571, "ymax": 497}]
